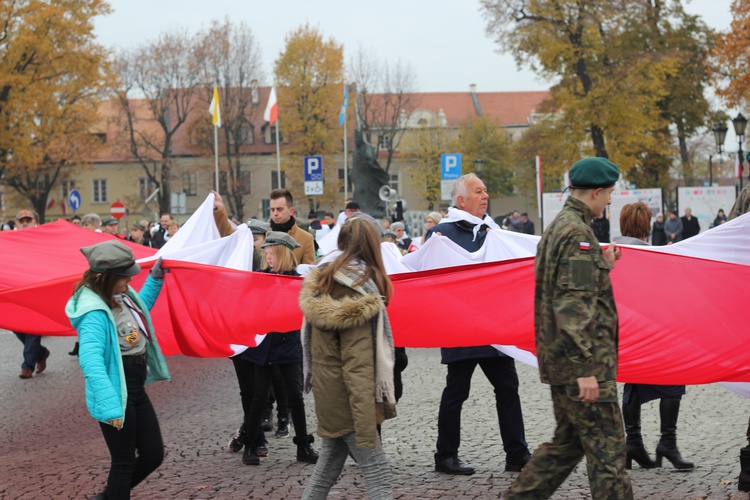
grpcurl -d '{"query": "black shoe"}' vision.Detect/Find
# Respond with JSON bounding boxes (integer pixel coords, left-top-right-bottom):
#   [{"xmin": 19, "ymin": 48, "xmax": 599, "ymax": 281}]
[
  {"xmin": 505, "ymin": 452, "xmax": 531, "ymax": 472},
  {"xmin": 90, "ymin": 489, "xmax": 107, "ymax": 500},
  {"xmin": 227, "ymin": 425, "xmax": 244, "ymax": 453},
  {"xmin": 275, "ymin": 417, "xmax": 290, "ymax": 438},
  {"xmin": 435, "ymin": 457, "xmax": 475, "ymax": 475},
  {"xmin": 262, "ymin": 408, "xmax": 273, "ymax": 432},
  {"xmin": 242, "ymin": 445, "xmax": 260, "ymax": 465},
  {"xmin": 293, "ymin": 435, "xmax": 319, "ymax": 464},
  {"xmin": 257, "ymin": 437, "xmax": 269, "ymax": 457},
  {"xmin": 68, "ymin": 342, "xmax": 79, "ymax": 356}
]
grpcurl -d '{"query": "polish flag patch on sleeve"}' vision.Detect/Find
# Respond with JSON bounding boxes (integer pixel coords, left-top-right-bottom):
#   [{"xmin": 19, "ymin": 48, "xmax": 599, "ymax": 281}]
[{"xmin": 579, "ymin": 241, "xmax": 591, "ymax": 251}]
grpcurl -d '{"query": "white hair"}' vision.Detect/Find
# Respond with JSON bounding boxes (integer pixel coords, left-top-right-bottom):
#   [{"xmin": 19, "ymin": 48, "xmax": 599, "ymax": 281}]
[
  {"xmin": 82, "ymin": 213, "xmax": 101, "ymax": 228},
  {"xmin": 450, "ymin": 173, "xmax": 480, "ymax": 207}
]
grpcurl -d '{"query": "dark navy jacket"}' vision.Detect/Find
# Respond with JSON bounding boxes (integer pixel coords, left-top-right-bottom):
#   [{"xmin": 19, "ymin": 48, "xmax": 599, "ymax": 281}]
[
  {"xmin": 425, "ymin": 220, "xmax": 504, "ymax": 364},
  {"xmin": 235, "ymin": 268, "xmax": 302, "ymax": 366}
]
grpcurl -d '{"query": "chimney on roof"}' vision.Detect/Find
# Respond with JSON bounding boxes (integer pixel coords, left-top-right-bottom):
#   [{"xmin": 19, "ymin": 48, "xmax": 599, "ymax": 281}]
[
  {"xmin": 251, "ymin": 80, "xmax": 259, "ymax": 105},
  {"xmin": 469, "ymin": 84, "xmax": 483, "ymax": 117}
]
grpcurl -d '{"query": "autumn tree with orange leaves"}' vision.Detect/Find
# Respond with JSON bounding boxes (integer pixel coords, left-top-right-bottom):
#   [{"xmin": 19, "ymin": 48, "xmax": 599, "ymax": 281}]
[
  {"xmin": 0, "ymin": 0, "xmax": 112, "ymax": 222},
  {"xmin": 273, "ymin": 24, "xmax": 344, "ymax": 212}
]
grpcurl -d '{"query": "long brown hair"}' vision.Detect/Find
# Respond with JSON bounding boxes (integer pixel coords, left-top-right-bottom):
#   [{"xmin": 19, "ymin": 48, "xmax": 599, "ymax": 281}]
[
  {"xmin": 72, "ymin": 270, "xmax": 124, "ymax": 309},
  {"xmin": 620, "ymin": 202, "xmax": 653, "ymax": 240},
  {"xmin": 316, "ymin": 216, "xmax": 393, "ymax": 304}
]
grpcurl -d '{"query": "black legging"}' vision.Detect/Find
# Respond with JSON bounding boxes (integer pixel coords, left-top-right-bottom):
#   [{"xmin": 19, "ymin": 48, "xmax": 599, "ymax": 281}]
[
  {"xmin": 231, "ymin": 358, "xmax": 289, "ymax": 420},
  {"xmin": 98, "ymin": 362, "xmax": 164, "ymax": 500},
  {"xmin": 245, "ymin": 363, "xmax": 307, "ymax": 445}
]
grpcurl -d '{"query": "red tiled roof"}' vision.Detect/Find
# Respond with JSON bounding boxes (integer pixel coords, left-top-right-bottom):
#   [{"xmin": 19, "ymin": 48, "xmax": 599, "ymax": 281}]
[{"xmin": 91, "ymin": 87, "xmax": 550, "ymax": 160}]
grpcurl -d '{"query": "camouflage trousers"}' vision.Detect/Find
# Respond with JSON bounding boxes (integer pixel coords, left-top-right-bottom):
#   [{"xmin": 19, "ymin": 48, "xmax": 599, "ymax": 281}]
[{"xmin": 506, "ymin": 384, "xmax": 633, "ymax": 500}]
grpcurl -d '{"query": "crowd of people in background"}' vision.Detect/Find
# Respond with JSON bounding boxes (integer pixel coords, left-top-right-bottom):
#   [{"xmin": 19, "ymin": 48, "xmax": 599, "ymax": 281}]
[{"xmin": 5, "ymin": 174, "xmax": 750, "ymax": 499}]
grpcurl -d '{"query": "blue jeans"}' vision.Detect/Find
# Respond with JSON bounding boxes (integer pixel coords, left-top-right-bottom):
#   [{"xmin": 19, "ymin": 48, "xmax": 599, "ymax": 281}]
[
  {"xmin": 14, "ymin": 332, "xmax": 44, "ymax": 371},
  {"xmin": 302, "ymin": 432, "xmax": 392, "ymax": 499}
]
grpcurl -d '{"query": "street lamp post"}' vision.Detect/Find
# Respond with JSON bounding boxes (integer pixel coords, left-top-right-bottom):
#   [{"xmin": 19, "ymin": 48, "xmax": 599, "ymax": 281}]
[
  {"xmin": 710, "ymin": 122, "xmax": 728, "ymax": 186},
  {"xmin": 474, "ymin": 157, "xmax": 490, "ymax": 216},
  {"xmin": 733, "ymin": 112, "xmax": 748, "ymax": 189}
]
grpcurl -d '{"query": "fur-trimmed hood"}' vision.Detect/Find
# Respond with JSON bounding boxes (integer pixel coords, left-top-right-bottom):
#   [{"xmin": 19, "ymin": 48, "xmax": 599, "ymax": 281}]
[{"xmin": 299, "ymin": 267, "xmax": 384, "ymax": 330}]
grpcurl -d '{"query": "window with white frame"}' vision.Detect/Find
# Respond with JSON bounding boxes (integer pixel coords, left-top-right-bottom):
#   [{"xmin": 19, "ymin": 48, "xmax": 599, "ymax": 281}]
[
  {"xmin": 389, "ymin": 173, "xmax": 399, "ymax": 193},
  {"xmin": 182, "ymin": 172, "xmax": 197, "ymax": 196},
  {"xmin": 61, "ymin": 180, "xmax": 75, "ymax": 200},
  {"xmin": 139, "ymin": 177, "xmax": 156, "ymax": 201},
  {"xmin": 93, "ymin": 179, "xmax": 108, "ymax": 203}
]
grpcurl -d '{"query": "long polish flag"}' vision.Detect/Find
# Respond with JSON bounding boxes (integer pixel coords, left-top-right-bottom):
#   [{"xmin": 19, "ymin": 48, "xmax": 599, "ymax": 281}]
[{"xmin": 2, "ymin": 196, "xmax": 750, "ymax": 387}]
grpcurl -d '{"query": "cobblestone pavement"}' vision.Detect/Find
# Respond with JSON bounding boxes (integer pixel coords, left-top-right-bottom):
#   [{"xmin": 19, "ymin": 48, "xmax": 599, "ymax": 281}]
[{"xmin": 1, "ymin": 331, "xmax": 749, "ymax": 499}]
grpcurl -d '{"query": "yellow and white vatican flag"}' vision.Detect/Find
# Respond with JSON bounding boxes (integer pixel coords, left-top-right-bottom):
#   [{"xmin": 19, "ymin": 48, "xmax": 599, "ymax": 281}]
[{"xmin": 209, "ymin": 85, "xmax": 221, "ymax": 127}]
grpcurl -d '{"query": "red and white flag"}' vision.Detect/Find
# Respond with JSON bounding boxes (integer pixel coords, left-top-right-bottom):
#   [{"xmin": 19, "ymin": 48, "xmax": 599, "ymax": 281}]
[
  {"xmin": 264, "ymin": 86, "xmax": 278, "ymax": 126},
  {"xmin": 737, "ymin": 152, "xmax": 743, "ymax": 180}
]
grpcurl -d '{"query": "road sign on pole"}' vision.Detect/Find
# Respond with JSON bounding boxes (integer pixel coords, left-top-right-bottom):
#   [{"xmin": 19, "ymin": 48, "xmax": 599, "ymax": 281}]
[
  {"xmin": 440, "ymin": 153, "xmax": 462, "ymax": 201},
  {"xmin": 110, "ymin": 201, "xmax": 126, "ymax": 219},
  {"xmin": 304, "ymin": 156, "xmax": 324, "ymax": 196},
  {"xmin": 68, "ymin": 189, "xmax": 81, "ymax": 212}
]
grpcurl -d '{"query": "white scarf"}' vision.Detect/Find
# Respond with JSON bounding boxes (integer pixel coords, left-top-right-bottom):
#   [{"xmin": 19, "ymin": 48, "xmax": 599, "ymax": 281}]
[{"xmin": 439, "ymin": 207, "xmax": 500, "ymax": 241}]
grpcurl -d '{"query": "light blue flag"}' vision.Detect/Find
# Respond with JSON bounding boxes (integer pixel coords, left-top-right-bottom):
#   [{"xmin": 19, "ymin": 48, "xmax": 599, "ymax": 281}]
[{"xmin": 338, "ymin": 85, "xmax": 348, "ymax": 127}]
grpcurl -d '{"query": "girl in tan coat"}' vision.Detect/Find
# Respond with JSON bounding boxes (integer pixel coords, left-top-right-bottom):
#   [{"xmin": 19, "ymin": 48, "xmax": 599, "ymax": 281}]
[{"xmin": 299, "ymin": 216, "xmax": 397, "ymax": 499}]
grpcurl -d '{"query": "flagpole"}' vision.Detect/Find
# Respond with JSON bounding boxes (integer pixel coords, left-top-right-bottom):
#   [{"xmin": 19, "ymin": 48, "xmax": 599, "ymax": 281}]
[
  {"xmin": 343, "ymin": 107, "xmax": 348, "ymax": 201},
  {"xmin": 214, "ymin": 125, "xmax": 219, "ymax": 191},
  {"xmin": 275, "ymin": 120, "xmax": 281, "ymax": 188}
]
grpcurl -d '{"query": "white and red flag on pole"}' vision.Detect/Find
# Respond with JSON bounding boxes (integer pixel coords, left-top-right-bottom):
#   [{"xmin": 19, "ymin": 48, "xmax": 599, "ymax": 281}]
[{"xmin": 264, "ymin": 86, "xmax": 278, "ymax": 126}]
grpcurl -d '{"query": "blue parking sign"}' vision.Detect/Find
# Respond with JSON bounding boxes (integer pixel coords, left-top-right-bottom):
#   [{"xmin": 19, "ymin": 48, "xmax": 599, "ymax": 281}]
[
  {"xmin": 441, "ymin": 154, "xmax": 462, "ymax": 180},
  {"xmin": 304, "ymin": 156, "xmax": 323, "ymax": 182}
]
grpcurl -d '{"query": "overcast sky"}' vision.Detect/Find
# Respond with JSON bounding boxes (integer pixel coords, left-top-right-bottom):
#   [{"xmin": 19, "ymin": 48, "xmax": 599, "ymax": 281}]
[{"xmin": 94, "ymin": 0, "xmax": 733, "ymax": 94}]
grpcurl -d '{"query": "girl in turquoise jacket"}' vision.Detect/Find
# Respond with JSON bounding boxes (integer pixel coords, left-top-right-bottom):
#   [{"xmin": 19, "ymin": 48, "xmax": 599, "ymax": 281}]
[{"xmin": 65, "ymin": 240, "xmax": 169, "ymax": 500}]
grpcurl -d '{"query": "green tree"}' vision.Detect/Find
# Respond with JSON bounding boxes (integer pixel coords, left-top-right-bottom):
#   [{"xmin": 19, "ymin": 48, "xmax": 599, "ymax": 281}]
[
  {"xmin": 273, "ymin": 24, "xmax": 344, "ymax": 211},
  {"xmin": 0, "ymin": 0, "xmax": 112, "ymax": 221},
  {"xmin": 403, "ymin": 118, "xmax": 451, "ymax": 211},
  {"xmin": 454, "ymin": 116, "xmax": 516, "ymax": 198},
  {"xmin": 481, "ymin": 0, "xmax": 690, "ymax": 186}
]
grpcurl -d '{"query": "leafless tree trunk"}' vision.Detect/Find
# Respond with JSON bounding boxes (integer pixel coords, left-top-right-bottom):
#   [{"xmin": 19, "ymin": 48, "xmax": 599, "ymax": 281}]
[
  {"xmin": 112, "ymin": 30, "xmax": 202, "ymax": 215},
  {"xmin": 349, "ymin": 47, "xmax": 419, "ymax": 173},
  {"xmin": 194, "ymin": 19, "xmax": 265, "ymax": 221}
]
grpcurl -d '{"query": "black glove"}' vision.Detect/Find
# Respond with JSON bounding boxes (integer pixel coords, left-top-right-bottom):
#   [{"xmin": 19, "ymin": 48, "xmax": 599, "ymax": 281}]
[{"xmin": 150, "ymin": 257, "xmax": 165, "ymax": 281}]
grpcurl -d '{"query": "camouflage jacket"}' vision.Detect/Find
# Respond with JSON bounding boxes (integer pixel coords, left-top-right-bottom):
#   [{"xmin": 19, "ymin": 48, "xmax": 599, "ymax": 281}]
[
  {"xmin": 534, "ymin": 197, "xmax": 619, "ymax": 386},
  {"xmin": 729, "ymin": 184, "xmax": 750, "ymax": 220}
]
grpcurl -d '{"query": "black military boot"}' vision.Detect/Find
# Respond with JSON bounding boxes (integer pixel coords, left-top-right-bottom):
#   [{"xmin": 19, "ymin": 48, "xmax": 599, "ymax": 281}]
[
  {"xmin": 622, "ymin": 397, "xmax": 656, "ymax": 469},
  {"xmin": 293, "ymin": 434, "xmax": 319, "ymax": 464},
  {"xmin": 739, "ymin": 446, "xmax": 750, "ymax": 491},
  {"xmin": 655, "ymin": 396, "xmax": 694, "ymax": 470}
]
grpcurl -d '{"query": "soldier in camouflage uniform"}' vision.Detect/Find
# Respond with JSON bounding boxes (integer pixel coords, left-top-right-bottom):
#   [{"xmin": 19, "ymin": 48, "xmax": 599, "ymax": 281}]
[
  {"xmin": 729, "ymin": 183, "xmax": 750, "ymax": 492},
  {"xmin": 729, "ymin": 184, "xmax": 750, "ymax": 221},
  {"xmin": 507, "ymin": 157, "xmax": 633, "ymax": 500}
]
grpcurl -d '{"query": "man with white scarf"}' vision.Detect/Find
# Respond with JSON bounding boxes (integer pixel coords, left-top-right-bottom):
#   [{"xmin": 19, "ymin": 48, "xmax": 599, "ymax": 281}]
[{"xmin": 425, "ymin": 173, "xmax": 531, "ymax": 476}]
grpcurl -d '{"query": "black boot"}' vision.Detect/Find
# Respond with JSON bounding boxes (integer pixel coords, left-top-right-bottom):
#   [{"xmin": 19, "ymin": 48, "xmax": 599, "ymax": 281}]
[
  {"xmin": 293, "ymin": 434, "xmax": 319, "ymax": 464},
  {"xmin": 739, "ymin": 446, "xmax": 750, "ymax": 491},
  {"xmin": 275, "ymin": 415, "xmax": 290, "ymax": 438},
  {"xmin": 622, "ymin": 397, "xmax": 656, "ymax": 469},
  {"xmin": 655, "ymin": 396, "xmax": 694, "ymax": 470},
  {"xmin": 262, "ymin": 407, "xmax": 273, "ymax": 432},
  {"xmin": 69, "ymin": 342, "xmax": 79, "ymax": 356}
]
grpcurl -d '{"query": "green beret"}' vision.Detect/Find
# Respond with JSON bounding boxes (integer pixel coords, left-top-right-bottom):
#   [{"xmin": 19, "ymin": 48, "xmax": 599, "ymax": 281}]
[{"xmin": 569, "ymin": 157, "xmax": 620, "ymax": 189}]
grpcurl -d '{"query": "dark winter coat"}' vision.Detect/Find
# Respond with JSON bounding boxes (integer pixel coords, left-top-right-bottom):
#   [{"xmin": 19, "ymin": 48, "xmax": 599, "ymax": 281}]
[{"xmin": 425, "ymin": 218, "xmax": 504, "ymax": 364}]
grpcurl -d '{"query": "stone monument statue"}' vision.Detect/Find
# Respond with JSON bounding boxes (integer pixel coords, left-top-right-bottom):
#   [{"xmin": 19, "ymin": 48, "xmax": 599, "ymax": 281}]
[{"xmin": 349, "ymin": 87, "xmax": 390, "ymax": 218}]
